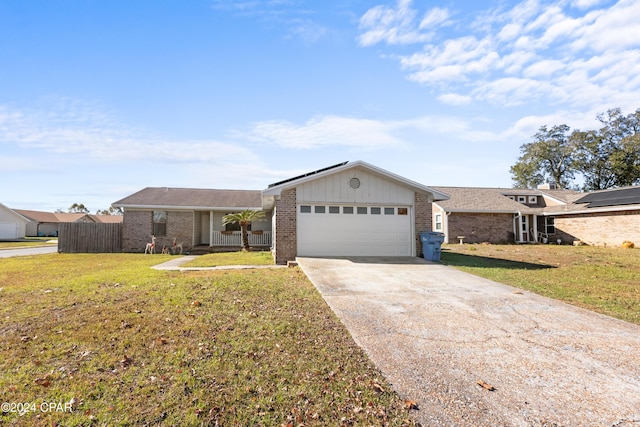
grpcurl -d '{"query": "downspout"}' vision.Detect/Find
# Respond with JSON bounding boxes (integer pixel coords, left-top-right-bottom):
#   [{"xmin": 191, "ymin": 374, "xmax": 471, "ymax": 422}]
[{"xmin": 445, "ymin": 211, "xmax": 451, "ymax": 243}]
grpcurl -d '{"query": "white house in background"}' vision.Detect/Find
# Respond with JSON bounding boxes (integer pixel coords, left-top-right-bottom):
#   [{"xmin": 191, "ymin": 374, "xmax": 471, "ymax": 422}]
[{"xmin": 0, "ymin": 203, "xmax": 29, "ymax": 240}]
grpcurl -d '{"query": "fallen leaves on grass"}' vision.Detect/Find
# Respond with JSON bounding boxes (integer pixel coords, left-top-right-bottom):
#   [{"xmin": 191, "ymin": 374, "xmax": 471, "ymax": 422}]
[{"xmin": 476, "ymin": 379, "xmax": 496, "ymax": 391}]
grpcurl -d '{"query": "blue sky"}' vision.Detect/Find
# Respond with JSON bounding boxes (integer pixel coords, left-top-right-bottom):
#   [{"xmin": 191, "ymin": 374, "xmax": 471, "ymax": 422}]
[{"xmin": 1, "ymin": 0, "xmax": 639, "ymax": 212}]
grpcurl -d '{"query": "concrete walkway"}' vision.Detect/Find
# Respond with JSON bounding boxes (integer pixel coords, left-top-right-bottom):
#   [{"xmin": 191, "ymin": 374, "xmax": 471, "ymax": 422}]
[
  {"xmin": 151, "ymin": 256, "xmax": 287, "ymax": 271},
  {"xmin": 297, "ymin": 256, "xmax": 640, "ymax": 427}
]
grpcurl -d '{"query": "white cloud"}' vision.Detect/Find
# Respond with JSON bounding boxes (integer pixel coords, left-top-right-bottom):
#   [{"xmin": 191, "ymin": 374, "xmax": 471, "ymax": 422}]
[
  {"xmin": 418, "ymin": 7, "xmax": 451, "ymax": 29},
  {"xmin": 0, "ymin": 101, "xmax": 258, "ymax": 164},
  {"xmin": 358, "ymin": 0, "xmax": 640, "ymax": 110},
  {"xmin": 358, "ymin": 0, "xmax": 448, "ymax": 46},
  {"xmin": 243, "ymin": 115, "xmax": 407, "ymax": 150},
  {"xmin": 438, "ymin": 93, "xmax": 472, "ymax": 106}
]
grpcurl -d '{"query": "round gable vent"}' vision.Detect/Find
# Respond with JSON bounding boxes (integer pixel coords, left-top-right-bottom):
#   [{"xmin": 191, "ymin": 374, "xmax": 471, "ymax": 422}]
[{"xmin": 349, "ymin": 177, "xmax": 361, "ymax": 189}]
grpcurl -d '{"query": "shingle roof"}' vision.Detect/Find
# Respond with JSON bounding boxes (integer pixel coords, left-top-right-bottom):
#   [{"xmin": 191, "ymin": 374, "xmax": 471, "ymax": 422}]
[
  {"xmin": 431, "ymin": 186, "xmax": 587, "ymax": 214},
  {"xmin": 14, "ymin": 209, "xmax": 124, "ymax": 223},
  {"xmin": 92, "ymin": 214, "xmax": 124, "ymax": 223},
  {"xmin": 112, "ymin": 187, "xmax": 262, "ymax": 209},
  {"xmin": 432, "ymin": 187, "xmax": 541, "ymax": 213}
]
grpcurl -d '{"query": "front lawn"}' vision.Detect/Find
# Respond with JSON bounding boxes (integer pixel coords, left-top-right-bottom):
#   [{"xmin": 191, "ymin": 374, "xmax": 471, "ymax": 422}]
[
  {"xmin": 0, "ymin": 253, "xmax": 415, "ymax": 426},
  {"xmin": 181, "ymin": 251, "xmax": 274, "ymax": 267},
  {"xmin": 441, "ymin": 244, "xmax": 640, "ymax": 325}
]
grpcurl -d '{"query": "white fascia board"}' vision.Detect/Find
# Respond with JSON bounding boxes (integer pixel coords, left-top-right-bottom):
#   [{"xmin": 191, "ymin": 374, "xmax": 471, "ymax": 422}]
[
  {"xmin": 543, "ymin": 204, "xmax": 640, "ymax": 216},
  {"xmin": 262, "ymin": 160, "xmax": 450, "ymax": 201},
  {"xmin": 445, "ymin": 209, "xmax": 522, "ymax": 214}
]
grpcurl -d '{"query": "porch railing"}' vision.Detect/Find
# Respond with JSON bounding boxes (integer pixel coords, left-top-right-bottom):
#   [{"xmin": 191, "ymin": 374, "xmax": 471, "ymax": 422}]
[{"xmin": 210, "ymin": 231, "xmax": 272, "ymax": 247}]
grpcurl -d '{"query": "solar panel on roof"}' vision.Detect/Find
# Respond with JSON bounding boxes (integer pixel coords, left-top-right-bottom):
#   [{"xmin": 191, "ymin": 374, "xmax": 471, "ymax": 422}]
[
  {"xmin": 574, "ymin": 187, "xmax": 640, "ymax": 207},
  {"xmin": 268, "ymin": 161, "xmax": 349, "ymax": 188}
]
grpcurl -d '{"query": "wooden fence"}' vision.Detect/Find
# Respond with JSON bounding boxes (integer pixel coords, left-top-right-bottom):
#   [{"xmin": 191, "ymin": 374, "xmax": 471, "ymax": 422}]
[{"xmin": 58, "ymin": 223, "xmax": 122, "ymax": 253}]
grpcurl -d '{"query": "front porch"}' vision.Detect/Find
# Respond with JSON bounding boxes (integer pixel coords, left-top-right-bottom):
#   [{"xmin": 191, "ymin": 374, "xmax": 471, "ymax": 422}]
[{"xmin": 190, "ymin": 230, "xmax": 272, "ymax": 254}]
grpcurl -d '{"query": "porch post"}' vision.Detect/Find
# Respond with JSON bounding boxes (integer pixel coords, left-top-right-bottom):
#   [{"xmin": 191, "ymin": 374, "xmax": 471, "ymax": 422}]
[{"xmin": 209, "ymin": 211, "xmax": 214, "ymax": 247}]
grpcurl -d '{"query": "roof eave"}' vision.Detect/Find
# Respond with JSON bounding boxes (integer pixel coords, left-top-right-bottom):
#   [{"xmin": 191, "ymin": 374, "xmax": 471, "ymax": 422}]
[
  {"xmin": 262, "ymin": 160, "xmax": 450, "ymax": 201},
  {"xmin": 543, "ymin": 204, "xmax": 640, "ymax": 216},
  {"xmin": 113, "ymin": 204, "xmax": 263, "ymax": 211}
]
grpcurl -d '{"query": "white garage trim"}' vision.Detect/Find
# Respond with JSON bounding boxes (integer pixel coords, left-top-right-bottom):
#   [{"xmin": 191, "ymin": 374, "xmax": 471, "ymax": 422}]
[
  {"xmin": 0, "ymin": 222, "xmax": 19, "ymax": 240},
  {"xmin": 297, "ymin": 204, "xmax": 414, "ymax": 256}
]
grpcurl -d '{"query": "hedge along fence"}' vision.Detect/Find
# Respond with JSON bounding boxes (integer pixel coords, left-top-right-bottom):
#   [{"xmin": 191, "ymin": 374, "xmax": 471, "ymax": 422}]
[{"xmin": 58, "ymin": 222, "xmax": 122, "ymax": 253}]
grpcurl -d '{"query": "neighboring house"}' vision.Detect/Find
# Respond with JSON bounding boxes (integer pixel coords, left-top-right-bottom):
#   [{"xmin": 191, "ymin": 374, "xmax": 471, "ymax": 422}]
[
  {"xmin": 431, "ymin": 185, "xmax": 640, "ymax": 247},
  {"xmin": 262, "ymin": 161, "xmax": 449, "ymax": 264},
  {"xmin": 13, "ymin": 209, "xmax": 123, "ymax": 237},
  {"xmin": 0, "ymin": 203, "xmax": 29, "ymax": 240},
  {"xmin": 550, "ymin": 186, "xmax": 640, "ymax": 247},
  {"xmin": 112, "ymin": 188, "xmax": 272, "ymax": 253}
]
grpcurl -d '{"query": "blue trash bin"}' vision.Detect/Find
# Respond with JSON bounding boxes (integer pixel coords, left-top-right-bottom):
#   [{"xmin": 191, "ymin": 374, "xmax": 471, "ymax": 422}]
[{"xmin": 420, "ymin": 232, "xmax": 445, "ymax": 261}]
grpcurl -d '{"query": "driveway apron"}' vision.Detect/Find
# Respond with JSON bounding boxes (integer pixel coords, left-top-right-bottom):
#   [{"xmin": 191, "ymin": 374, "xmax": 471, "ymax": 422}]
[{"xmin": 297, "ymin": 256, "xmax": 640, "ymax": 427}]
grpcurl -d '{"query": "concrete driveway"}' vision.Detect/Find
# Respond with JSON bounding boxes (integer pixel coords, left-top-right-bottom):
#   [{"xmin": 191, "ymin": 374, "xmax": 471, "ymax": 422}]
[{"xmin": 297, "ymin": 256, "xmax": 640, "ymax": 427}]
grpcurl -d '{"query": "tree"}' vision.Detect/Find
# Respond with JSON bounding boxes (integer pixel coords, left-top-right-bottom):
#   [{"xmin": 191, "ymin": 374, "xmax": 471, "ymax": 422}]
[
  {"xmin": 510, "ymin": 124, "xmax": 575, "ymax": 189},
  {"xmin": 573, "ymin": 108, "xmax": 640, "ymax": 190},
  {"xmin": 571, "ymin": 128, "xmax": 616, "ymax": 190},
  {"xmin": 96, "ymin": 206, "xmax": 123, "ymax": 215},
  {"xmin": 221, "ymin": 209, "xmax": 266, "ymax": 251},
  {"xmin": 68, "ymin": 203, "xmax": 90, "ymax": 213}
]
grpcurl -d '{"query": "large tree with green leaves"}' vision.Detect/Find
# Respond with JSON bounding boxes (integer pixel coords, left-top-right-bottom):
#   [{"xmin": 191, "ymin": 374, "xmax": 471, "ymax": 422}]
[
  {"xmin": 511, "ymin": 107, "xmax": 640, "ymax": 190},
  {"xmin": 510, "ymin": 124, "xmax": 575, "ymax": 189},
  {"xmin": 572, "ymin": 108, "xmax": 640, "ymax": 190},
  {"xmin": 221, "ymin": 209, "xmax": 266, "ymax": 251}
]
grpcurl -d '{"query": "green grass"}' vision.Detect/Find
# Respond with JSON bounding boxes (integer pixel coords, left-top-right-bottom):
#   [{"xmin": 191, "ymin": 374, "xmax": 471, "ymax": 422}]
[
  {"xmin": 441, "ymin": 244, "xmax": 640, "ymax": 324},
  {"xmin": 181, "ymin": 251, "xmax": 274, "ymax": 267},
  {"xmin": 0, "ymin": 253, "xmax": 415, "ymax": 426}
]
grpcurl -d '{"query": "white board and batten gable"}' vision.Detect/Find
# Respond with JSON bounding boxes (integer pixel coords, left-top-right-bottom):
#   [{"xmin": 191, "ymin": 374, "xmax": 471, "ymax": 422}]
[{"xmin": 263, "ymin": 161, "xmax": 448, "ymax": 258}]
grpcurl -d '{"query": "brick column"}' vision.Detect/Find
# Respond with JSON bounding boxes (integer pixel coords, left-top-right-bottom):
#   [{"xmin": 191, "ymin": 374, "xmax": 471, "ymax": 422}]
[
  {"xmin": 415, "ymin": 192, "xmax": 433, "ymax": 257},
  {"xmin": 274, "ymin": 188, "xmax": 297, "ymax": 264}
]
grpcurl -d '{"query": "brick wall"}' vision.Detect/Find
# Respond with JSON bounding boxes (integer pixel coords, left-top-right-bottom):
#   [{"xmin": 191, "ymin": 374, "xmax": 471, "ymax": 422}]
[
  {"xmin": 415, "ymin": 192, "xmax": 432, "ymax": 256},
  {"xmin": 122, "ymin": 209, "xmax": 194, "ymax": 253},
  {"xmin": 166, "ymin": 211, "xmax": 194, "ymax": 251},
  {"xmin": 122, "ymin": 210, "xmax": 152, "ymax": 252},
  {"xmin": 274, "ymin": 188, "xmax": 297, "ymax": 264},
  {"xmin": 448, "ymin": 213, "xmax": 514, "ymax": 244},
  {"xmin": 554, "ymin": 210, "xmax": 640, "ymax": 246}
]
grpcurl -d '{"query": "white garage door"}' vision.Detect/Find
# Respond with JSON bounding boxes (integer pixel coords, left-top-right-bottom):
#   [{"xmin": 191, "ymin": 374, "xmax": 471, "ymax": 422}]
[
  {"xmin": 297, "ymin": 205, "xmax": 412, "ymax": 256},
  {"xmin": 0, "ymin": 223, "xmax": 19, "ymax": 240}
]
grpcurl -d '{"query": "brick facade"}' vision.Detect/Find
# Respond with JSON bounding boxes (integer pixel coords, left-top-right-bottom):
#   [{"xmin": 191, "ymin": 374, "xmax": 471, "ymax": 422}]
[
  {"xmin": 447, "ymin": 213, "xmax": 514, "ymax": 244},
  {"xmin": 122, "ymin": 209, "xmax": 194, "ymax": 253},
  {"xmin": 414, "ymin": 192, "xmax": 432, "ymax": 256},
  {"xmin": 122, "ymin": 210, "xmax": 151, "ymax": 252},
  {"xmin": 554, "ymin": 210, "xmax": 640, "ymax": 247},
  {"xmin": 273, "ymin": 188, "xmax": 297, "ymax": 264}
]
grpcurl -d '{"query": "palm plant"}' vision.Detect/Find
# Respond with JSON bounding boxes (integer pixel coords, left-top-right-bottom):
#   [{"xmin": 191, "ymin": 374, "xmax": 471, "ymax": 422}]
[{"xmin": 221, "ymin": 209, "xmax": 266, "ymax": 251}]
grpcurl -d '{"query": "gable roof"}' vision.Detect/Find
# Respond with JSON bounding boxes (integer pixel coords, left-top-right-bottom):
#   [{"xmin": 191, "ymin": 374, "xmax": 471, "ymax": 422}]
[
  {"xmin": 112, "ymin": 187, "xmax": 262, "ymax": 210},
  {"xmin": 263, "ymin": 160, "xmax": 450, "ymax": 202},
  {"xmin": 432, "ymin": 185, "xmax": 640, "ymax": 216},
  {"xmin": 1, "ymin": 203, "xmax": 30, "ymax": 223},
  {"xmin": 13, "ymin": 209, "xmax": 101, "ymax": 223},
  {"xmin": 15, "ymin": 209, "xmax": 124, "ymax": 224},
  {"xmin": 432, "ymin": 187, "xmax": 541, "ymax": 213},
  {"xmin": 431, "ymin": 186, "xmax": 584, "ymax": 214}
]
